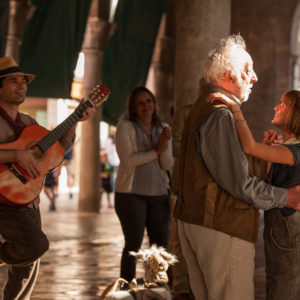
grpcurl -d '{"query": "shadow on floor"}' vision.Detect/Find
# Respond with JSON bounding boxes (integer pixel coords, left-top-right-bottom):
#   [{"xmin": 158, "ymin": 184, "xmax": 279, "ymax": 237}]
[{"xmin": 0, "ymin": 193, "xmax": 266, "ymax": 300}]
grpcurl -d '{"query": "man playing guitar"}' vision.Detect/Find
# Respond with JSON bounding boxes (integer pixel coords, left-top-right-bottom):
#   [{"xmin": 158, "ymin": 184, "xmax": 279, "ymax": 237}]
[{"xmin": 0, "ymin": 56, "xmax": 96, "ymax": 299}]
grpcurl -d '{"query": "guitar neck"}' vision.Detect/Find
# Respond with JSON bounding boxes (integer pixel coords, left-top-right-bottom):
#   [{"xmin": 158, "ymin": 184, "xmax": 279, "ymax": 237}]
[{"xmin": 36, "ymin": 100, "xmax": 94, "ymax": 153}]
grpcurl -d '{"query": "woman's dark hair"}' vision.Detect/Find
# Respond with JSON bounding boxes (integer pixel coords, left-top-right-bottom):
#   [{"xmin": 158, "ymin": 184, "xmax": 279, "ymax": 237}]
[{"xmin": 126, "ymin": 86, "xmax": 161, "ymax": 125}]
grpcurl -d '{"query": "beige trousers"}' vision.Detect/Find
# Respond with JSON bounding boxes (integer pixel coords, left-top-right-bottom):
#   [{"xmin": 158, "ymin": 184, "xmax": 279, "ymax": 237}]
[
  {"xmin": 178, "ymin": 220, "xmax": 255, "ymax": 300},
  {"xmin": 168, "ymin": 216, "xmax": 191, "ymax": 295}
]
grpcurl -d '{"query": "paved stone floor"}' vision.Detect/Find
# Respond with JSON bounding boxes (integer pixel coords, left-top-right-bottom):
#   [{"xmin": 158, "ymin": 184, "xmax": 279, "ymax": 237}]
[{"xmin": 0, "ymin": 191, "xmax": 267, "ymax": 299}]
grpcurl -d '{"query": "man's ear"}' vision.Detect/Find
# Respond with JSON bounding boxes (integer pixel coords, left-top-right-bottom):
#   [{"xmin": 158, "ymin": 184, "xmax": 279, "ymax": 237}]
[
  {"xmin": 225, "ymin": 71, "xmax": 239, "ymax": 84},
  {"xmin": 224, "ymin": 71, "xmax": 233, "ymax": 82}
]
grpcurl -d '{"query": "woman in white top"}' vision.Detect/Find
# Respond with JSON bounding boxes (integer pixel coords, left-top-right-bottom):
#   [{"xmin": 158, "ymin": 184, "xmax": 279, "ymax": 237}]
[{"xmin": 114, "ymin": 86, "xmax": 173, "ymax": 283}]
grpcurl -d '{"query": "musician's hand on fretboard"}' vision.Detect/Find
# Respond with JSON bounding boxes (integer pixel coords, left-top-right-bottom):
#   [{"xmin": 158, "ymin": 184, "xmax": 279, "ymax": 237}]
[{"xmin": 78, "ymin": 98, "xmax": 96, "ymax": 122}]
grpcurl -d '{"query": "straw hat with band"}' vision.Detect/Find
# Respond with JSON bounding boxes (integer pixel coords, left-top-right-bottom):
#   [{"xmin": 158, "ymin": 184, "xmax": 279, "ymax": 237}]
[{"xmin": 0, "ymin": 56, "xmax": 35, "ymax": 83}]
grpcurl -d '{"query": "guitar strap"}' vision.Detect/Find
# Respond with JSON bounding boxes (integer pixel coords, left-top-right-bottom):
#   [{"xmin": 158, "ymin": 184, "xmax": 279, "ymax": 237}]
[{"xmin": 0, "ymin": 106, "xmax": 26, "ymax": 137}]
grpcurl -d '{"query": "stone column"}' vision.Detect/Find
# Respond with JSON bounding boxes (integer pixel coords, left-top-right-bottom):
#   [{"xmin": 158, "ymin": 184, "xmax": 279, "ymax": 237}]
[
  {"xmin": 78, "ymin": 0, "xmax": 111, "ymax": 212},
  {"xmin": 146, "ymin": 0, "xmax": 175, "ymax": 124},
  {"xmin": 5, "ymin": 0, "xmax": 32, "ymax": 60},
  {"xmin": 174, "ymin": 0, "xmax": 231, "ymax": 109},
  {"xmin": 231, "ymin": 0, "xmax": 298, "ymax": 140}
]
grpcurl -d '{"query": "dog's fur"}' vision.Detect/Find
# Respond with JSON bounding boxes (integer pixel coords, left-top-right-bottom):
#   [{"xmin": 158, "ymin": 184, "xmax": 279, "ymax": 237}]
[{"xmin": 130, "ymin": 245, "xmax": 177, "ymax": 288}]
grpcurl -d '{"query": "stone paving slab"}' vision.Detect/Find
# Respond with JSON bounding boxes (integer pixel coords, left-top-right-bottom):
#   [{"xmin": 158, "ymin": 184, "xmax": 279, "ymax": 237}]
[
  {"xmin": 0, "ymin": 192, "xmax": 266, "ymax": 299},
  {"xmin": 0, "ymin": 209, "xmax": 124, "ymax": 300}
]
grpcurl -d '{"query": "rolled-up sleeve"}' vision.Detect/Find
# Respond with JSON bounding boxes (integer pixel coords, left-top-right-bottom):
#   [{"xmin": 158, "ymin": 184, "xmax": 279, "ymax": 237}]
[{"xmin": 197, "ymin": 108, "xmax": 287, "ymax": 210}]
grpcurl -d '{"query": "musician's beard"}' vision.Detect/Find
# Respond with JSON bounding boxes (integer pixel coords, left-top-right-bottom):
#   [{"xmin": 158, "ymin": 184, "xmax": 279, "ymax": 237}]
[
  {"xmin": 10, "ymin": 93, "xmax": 26, "ymax": 105},
  {"xmin": 16, "ymin": 97, "xmax": 25, "ymax": 104}
]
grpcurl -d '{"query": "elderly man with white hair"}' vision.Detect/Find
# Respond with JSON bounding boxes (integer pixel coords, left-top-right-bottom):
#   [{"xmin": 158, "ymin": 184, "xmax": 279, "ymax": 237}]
[{"xmin": 174, "ymin": 34, "xmax": 300, "ymax": 300}]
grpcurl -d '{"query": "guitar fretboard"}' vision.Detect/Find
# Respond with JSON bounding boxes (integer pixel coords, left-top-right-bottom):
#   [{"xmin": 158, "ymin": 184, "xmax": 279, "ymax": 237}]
[{"xmin": 37, "ymin": 101, "xmax": 93, "ymax": 153}]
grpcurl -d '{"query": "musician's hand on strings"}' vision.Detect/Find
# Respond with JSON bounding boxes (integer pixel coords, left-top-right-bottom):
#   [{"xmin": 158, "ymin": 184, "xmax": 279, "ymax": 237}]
[
  {"xmin": 15, "ymin": 149, "xmax": 40, "ymax": 179},
  {"xmin": 78, "ymin": 98, "xmax": 96, "ymax": 122}
]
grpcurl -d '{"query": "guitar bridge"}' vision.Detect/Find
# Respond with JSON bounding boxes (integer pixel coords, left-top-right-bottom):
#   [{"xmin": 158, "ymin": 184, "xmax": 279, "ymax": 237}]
[{"xmin": 6, "ymin": 163, "xmax": 28, "ymax": 184}]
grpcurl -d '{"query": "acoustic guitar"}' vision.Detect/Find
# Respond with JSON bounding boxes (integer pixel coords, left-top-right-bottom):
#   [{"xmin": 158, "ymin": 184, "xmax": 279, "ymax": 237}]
[{"xmin": 0, "ymin": 84, "xmax": 110, "ymax": 206}]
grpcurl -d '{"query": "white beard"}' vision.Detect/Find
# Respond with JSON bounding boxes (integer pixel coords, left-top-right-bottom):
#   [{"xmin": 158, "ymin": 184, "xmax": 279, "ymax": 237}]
[{"xmin": 236, "ymin": 77, "xmax": 251, "ymax": 103}]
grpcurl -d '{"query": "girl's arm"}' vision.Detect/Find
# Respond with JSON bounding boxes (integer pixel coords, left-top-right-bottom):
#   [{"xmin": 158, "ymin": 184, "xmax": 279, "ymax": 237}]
[
  {"xmin": 207, "ymin": 93, "xmax": 295, "ymax": 166},
  {"xmin": 260, "ymin": 130, "xmax": 276, "ymax": 180}
]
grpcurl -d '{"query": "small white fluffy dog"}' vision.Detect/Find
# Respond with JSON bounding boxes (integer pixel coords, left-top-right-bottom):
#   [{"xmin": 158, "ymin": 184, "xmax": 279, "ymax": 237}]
[{"xmin": 130, "ymin": 245, "xmax": 177, "ymax": 288}]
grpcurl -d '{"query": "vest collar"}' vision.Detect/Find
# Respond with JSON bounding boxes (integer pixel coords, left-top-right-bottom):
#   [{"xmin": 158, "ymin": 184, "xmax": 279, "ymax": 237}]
[{"xmin": 206, "ymin": 83, "xmax": 241, "ymax": 106}]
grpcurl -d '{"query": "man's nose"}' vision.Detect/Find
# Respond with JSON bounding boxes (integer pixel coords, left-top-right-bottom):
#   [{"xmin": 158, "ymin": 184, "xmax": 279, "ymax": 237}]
[
  {"xmin": 16, "ymin": 80, "xmax": 26, "ymax": 88},
  {"xmin": 251, "ymin": 71, "xmax": 258, "ymax": 83}
]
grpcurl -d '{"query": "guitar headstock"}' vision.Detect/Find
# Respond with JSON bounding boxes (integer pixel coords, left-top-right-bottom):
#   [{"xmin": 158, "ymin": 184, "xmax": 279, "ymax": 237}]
[{"xmin": 89, "ymin": 84, "xmax": 111, "ymax": 107}]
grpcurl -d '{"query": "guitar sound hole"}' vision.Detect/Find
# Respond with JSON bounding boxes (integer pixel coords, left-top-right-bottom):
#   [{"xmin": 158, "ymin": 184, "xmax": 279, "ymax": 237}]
[{"xmin": 30, "ymin": 145, "xmax": 44, "ymax": 159}]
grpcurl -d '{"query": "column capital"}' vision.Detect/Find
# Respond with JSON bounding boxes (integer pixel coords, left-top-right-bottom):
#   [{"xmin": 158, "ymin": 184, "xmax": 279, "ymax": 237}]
[
  {"xmin": 82, "ymin": 17, "xmax": 111, "ymax": 52},
  {"xmin": 5, "ymin": 0, "xmax": 32, "ymax": 59}
]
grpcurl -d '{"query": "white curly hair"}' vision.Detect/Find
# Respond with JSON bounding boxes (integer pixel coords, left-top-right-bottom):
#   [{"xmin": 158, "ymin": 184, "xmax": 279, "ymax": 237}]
[{"xmin": 204, "ymin": 34, "xmax": 247, "ymax": 84}]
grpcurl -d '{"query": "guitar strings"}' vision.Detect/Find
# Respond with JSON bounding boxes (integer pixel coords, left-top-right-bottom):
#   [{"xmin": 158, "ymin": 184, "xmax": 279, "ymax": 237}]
[{"xmin": 37, "ymin": 102, "xmax": 90, "ymax": 152}]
